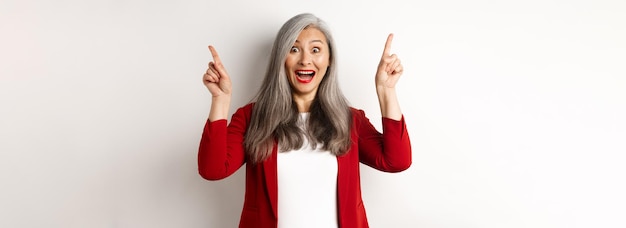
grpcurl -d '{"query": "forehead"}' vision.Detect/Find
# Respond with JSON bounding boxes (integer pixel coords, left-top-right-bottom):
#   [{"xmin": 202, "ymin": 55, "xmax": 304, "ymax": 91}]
[{"xmin": 295, "ymin": 27, "xmax": 327, "ymax": 43}]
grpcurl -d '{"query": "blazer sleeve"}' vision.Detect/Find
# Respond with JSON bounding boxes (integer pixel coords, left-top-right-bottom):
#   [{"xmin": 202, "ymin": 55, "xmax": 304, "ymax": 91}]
[
  {"xmin": 198, "ymin": 105, "xmax": 251, "ymax": 180},
  {"xmin": 355, "ymin": 109, "xmax": 412, "ymax": 172}
]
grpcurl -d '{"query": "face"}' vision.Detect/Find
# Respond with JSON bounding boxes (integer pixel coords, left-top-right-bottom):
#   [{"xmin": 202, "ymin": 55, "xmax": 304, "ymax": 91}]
[{"xmin": 285, "ymin": 27, "xmax": 330, "ymax": 100}]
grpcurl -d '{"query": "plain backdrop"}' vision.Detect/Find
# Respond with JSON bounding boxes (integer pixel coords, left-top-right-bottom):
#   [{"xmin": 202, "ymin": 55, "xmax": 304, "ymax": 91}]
[{"xmin": 1, "ymin": 0, "xmax": 625, "ymax": 227}]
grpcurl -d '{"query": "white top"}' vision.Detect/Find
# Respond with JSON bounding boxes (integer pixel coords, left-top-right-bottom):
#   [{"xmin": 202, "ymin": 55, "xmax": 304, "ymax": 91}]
[{"xmin": 277, "ymin": 113, "xmax": 339, "ymax": 228}]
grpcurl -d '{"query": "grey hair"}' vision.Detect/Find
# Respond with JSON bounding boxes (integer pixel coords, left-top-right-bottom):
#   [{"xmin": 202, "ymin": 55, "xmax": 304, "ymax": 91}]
[{"xmin": 244, "ymin": 13, "xmax": 352, "ymax": 163}]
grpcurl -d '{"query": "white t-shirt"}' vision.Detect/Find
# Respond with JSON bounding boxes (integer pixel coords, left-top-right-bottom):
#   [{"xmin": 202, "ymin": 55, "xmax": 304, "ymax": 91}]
[{"xmin": 277, "ymin": 113, "xmax": 339, "ymax": 228}]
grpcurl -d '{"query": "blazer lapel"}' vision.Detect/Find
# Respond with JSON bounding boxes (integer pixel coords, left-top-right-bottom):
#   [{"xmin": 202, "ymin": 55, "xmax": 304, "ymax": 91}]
[
  {"xmin": 336, "ymin": 152, "xmax": 351, "ymax": 222},
  {"xmin": 262, "ymin": 143, "xmax": 279, "ymax": 219}
]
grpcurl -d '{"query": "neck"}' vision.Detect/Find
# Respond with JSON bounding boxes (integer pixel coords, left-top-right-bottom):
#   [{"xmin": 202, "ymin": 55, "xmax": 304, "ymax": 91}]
[{"xmin": 293, "ymin": 93, "xmax": 315, "ymax": 112}]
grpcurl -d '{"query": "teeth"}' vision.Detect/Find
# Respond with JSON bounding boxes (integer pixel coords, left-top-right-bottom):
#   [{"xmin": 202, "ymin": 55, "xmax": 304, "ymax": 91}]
[{"xmin": 296, "ymin": 71, "xmax": 314, "ymax": 75}]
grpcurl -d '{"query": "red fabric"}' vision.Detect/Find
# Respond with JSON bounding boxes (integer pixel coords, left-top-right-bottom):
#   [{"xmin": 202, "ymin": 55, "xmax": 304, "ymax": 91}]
[{"xmin": 198, "ymin": 103, "xmax": 412, "ymax": 228}]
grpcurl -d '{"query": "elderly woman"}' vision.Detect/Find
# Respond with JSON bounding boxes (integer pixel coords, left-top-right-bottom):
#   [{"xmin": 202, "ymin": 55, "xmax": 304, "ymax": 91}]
[{"xmin": 199, "ymin": 13, "xmax": 411, "ymax": 228}]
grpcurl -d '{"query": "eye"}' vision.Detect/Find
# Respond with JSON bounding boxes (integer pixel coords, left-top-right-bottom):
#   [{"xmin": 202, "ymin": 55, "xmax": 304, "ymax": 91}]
[
  {"xmin": 290, "ymin": 47, "xmax": 299, "ymax": 53},
  {"xmin": 312, "ymin": 47, "xmax": 320, "ymax": 53}
]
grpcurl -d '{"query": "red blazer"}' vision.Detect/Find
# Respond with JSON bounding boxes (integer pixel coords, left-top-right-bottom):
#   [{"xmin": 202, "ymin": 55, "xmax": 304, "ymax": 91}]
[{"xmin": 198, "ymin": 103, "xmax": 412, "ymax": 228}]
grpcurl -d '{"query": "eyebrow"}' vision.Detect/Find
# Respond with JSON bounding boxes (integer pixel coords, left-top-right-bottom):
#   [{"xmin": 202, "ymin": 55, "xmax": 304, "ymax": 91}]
[{"xmin": 294, "ymin": 39, "xmax": 325, "ymax": 44}]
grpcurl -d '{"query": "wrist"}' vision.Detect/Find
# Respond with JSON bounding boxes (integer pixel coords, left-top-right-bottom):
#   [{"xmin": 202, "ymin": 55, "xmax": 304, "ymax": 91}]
[
  {"xmin": 209, "ymin": 95, "xmax": 231, "ymax": 121},
  {"xmin": 376, "ymin": 85, "xmax": 396, "ymax": 95},
  {"xmin": 376, "ymin": 87, "xmax": 402, "ymax": 121}
]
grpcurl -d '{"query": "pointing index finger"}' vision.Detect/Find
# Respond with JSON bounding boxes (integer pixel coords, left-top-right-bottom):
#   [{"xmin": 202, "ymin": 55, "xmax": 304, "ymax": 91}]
[
  {"xmin": 208, "ymin": 45, "xmax": 222, "ymax": 63},
  {"xmin": 382, "ymin": 33, "xmax": 394, "ymax": 57}
]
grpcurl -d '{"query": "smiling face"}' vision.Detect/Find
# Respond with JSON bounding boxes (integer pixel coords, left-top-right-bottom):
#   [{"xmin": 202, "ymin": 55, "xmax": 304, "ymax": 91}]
[{"xmin": 285, "ymin": 27, "xmax": 330, "ymax": 102}]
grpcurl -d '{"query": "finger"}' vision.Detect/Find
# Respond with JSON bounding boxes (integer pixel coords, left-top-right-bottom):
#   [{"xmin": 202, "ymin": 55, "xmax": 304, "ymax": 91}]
[
  {"xmin": 208, "ymin": 62, "xmax": 219, "ymax": 76},
  {"xmin": 208, "ymin": 45, "xmax": 222, "ymax": 63},
  {"xmin": 203, "ymin": 73, "xmax": 212, "ymax": 83},
  {"xmin": 384, "ymin": 54, "xmax": 398, "ymax": 73},
  {"xmin": 205, "ymin": 67, "xmax": 217, "ymax": 81},
  {"xmin": 390, "ymin": 60, "xmax": 402, "ymax": 74},
  {"xmin": 203, "ymin": 71, "xmax": 213, "ymax": 82},
  {"xmin": 208, "ymin": 45, "xmax": 229, "ymax": 79},
  {"xmin": 394, "ymin": 64, "xmax": 403, "ymax": 74},
  {"xmin": 206, "ymin": 73, "xmax": 219, "ymax": 83},
  {"xmin": 207, "ymin": 67, "xmax": 220, "ymax": 82},
  {"xmin": 204, "ymin": 63, "xmax": 219, "ymax": 82},
  {"xmin": 382, "ymin": 33, "xmax": 394, "ymax": 57}
]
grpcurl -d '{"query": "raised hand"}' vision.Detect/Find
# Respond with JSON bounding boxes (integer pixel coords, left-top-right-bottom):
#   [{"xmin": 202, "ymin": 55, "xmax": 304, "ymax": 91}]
[
  {"xmin": 375, "ymin": 33, "xmax": 403, "ymax": 89},
  {"xmin": 203, "ymin": 45, "xmax": 232, "ymax": 97}
]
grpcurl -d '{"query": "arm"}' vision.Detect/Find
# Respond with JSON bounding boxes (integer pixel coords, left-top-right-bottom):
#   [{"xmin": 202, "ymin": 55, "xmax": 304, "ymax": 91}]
[
  {"xmin": 357, "ymin": 109, "xmax": 412, "ymax": 172},
  {"xmin": 357, "ymin": 33, "xmax": 411, "ymax": 172},
  {"xmin": 204, "ymin": 45, "xmax": 232, "ymax": 121},
  {"xmin": 198, "ymin": 106, "xmax": 249, "ymax": 180},
  {"xmin": 376, "ymin": 33, "xmax": 403, "ymax": 121},
  {"xmin": 198, "ymin": 45, "xmax": 244, "ymax": 180}
]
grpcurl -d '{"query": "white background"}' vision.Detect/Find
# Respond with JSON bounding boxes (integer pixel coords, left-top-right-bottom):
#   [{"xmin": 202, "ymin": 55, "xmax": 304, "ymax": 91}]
[{"xmin": 1, "ymin": 0, "xmax": 625, "ymax": 227}]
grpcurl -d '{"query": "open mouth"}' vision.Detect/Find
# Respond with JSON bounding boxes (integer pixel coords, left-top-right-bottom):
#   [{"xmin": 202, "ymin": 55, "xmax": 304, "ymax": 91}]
[{"xmin": 295, "ymin": 70, "xmax": 316, "ymax": 83}]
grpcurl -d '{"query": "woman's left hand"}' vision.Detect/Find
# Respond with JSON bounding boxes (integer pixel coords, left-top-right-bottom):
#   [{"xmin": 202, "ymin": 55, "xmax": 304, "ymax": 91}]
[{"xmin": 375, "ymin": 33, "xmax": 403, "ymax": 89}]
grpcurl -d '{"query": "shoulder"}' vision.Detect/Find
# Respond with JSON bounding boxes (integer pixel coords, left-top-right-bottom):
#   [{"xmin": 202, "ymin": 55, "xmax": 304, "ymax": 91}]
[
  {"xmin": 349, "ymin": 107, "xmax": 368, "ymax": 122},
  {"xmin": 232, "ymin": 102, "xmax": 256, "ymax": 120},
  {"xmin": 349, "ymin": 107, "xmax": 360, "ymax": 113},
  {"xmin": 240, "ymin": 102, "xmax": 255, "ymax": 112}
]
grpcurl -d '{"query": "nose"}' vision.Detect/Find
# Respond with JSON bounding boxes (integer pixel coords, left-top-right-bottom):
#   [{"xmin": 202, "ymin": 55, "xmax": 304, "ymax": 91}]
[{"xmin": 298, "ymin": 52, "xmax": 312, "ymax": 65}]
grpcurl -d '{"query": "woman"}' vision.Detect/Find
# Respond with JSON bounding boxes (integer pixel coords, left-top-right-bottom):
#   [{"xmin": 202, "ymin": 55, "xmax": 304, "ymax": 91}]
[{"xmin": 198, "ymin": 13, "xmax": 411, "ymax": 228}]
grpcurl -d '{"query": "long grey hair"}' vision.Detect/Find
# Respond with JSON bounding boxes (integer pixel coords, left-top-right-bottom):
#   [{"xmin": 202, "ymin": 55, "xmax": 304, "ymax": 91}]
[{"xmin": 244, "ymin": 13, "xmax": 352, "ymax": 163}]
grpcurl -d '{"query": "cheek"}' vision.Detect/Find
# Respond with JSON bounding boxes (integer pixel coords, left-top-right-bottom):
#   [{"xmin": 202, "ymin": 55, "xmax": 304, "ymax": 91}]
[
  {"xmin": 284, "ymin": 57, "xmax": 293, "ymax": 69},
  {"xmin": 314, "ymin": 55, "xmax": 330, "ymax": 67},
  {"xmin": 285, "ymin": 55, "xmax": 300, "ymax": 68}
]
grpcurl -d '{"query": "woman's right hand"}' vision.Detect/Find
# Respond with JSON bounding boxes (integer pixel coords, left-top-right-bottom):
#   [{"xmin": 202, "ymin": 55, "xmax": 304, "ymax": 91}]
[{"xmin": 203, "ymin": 45, "xmax": 232, "ymax": 98}]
